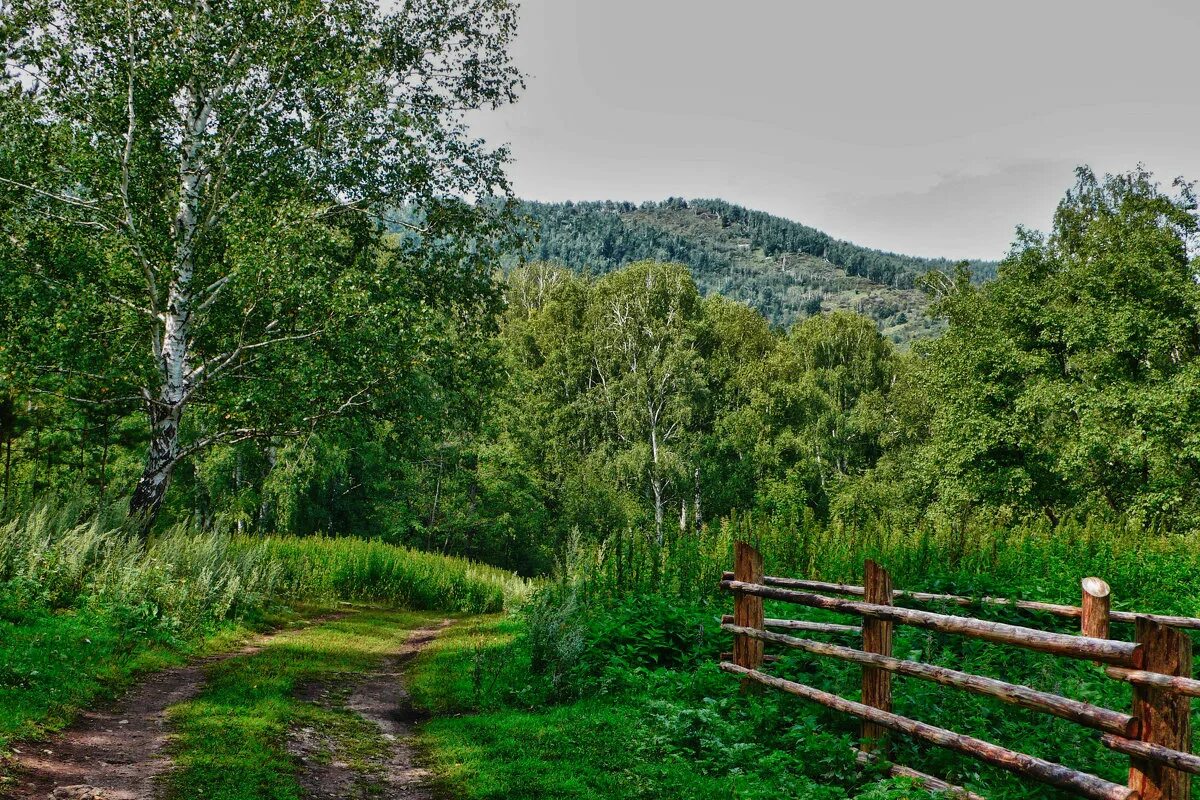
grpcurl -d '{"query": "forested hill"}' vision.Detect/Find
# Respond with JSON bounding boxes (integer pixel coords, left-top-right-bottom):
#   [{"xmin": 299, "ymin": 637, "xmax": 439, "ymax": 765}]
[{"xmin": 513, "ymin": 198, "xmax": 996, "ymax": 342}]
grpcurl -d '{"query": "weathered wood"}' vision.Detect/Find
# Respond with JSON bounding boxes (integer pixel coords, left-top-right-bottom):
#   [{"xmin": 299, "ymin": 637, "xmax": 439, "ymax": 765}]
[
  {"xmin": 720, "ymin": 579, "xmax": 1142, "ymax": 667},
  {"xmin": 1108, "ymin": 610, "xmax": 1200, "ymax": 631},
  {"xmin": 1103, "ymin": 736, "xmax": 1200, "ymax": 776},
  {"xmin": 855, "ymin": 750, "xmax": 987, "ymax": 800},
  {"xmin": 1106, "ymin": 668, "xmax": 1200, "ymax": 699},
  {"xmin": 861, "ymin": 559, "xmax": 893, "ymax": 753},
  {"xmin": 1128, "ymin": 618, "xmax": 1192, "ymax": 800},
  {"xmin": 1082, "ymin": 577, "xmax": 1112, "ymax": 640},
  {"xmin": 719, "ymin": 662, "xmax": 1140, "ymax": 800},
  {"xmin": 719, "ymin": 651, "xmax": 779, "ymax": 664},
  {"xmin": 723, "ymin": 624, "xmax": 1137, "ymax": 737},
  {"xmin": 720, "ymin": 614, "xmax": 861, "ymax": 635},
  {"xmin": 721, "ymin": 572, "xmax": 1082, "ymax": 616},
  {"xmin": 720, "ymin": 572, "xmax": 1200, "ymax": 631},
  {"xmin": 732, "ymin": 542, "xmax": 764, "ymax": 687}
]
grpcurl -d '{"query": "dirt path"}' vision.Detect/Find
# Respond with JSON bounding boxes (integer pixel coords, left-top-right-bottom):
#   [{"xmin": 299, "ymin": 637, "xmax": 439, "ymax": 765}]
[
  {"xmin": 288, "ymin": 620, "xmax": 452, "ymax": 800},
  {"xmin": 1, "ymin": 616, "xmax": 343, "ymax": 800}
]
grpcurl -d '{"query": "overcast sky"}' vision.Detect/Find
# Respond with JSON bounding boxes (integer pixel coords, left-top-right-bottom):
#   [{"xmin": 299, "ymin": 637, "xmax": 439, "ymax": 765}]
[{"xmin": 467, "ymin": 0, "xmax": 1200, "ymax": 261}]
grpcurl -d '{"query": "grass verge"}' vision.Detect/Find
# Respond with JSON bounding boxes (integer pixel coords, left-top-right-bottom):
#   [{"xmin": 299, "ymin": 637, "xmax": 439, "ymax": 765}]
[
  {"xmin": 0, "ymin": 601, "xmax": 323, "ymax": 751},
  {"xmin": 408, "ymin": 616, "xmax": 928, "ymax": 800},
  {"xmin": 0, "ymin": 503, "xmax": 527, "ymax": 752},
  {"xmin": 164, "ymin": 608, "xmax": 445, "ymax": 800}
]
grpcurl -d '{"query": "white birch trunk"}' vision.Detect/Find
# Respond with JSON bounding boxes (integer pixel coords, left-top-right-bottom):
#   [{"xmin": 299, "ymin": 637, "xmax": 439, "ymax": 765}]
[{"xmin": 129, "ymin": 81, "xmax": 207, "ymax": 531}]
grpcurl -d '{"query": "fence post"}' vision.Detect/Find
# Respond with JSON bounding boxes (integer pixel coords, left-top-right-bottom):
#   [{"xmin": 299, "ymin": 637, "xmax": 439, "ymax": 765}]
[
  {"xmin": 861, "ymin": 559, "xmax": 894, "ymax": 754},
  {"xmin": 1128, "ymin": 617, "xmax": 1193, "ymax": 800},
  {"xmin": 733, "ymin": 541, "xmax": 764, "ymax": 689},
  {"xmin": 1081, "ymin": 577, "xmax": 1111, "ymax": 640}
]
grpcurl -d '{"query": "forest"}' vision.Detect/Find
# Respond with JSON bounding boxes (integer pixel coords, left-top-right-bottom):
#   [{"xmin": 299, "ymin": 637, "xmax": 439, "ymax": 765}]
[
  {"xmin": 5, "ymin": 169, "xmax": 1196, "ymax": 572},
  {"xmin": 1, "ymin": 0, "xmax": 1199, "ymax": 799},
  {"xmin": 510, "ymin": 197, "xmax": 996, "ymax": 339}
]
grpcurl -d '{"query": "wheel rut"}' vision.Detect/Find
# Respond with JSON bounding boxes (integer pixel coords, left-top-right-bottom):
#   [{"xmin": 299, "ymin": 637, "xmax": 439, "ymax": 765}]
[
  {"xmin": 288, "ymin": 620, "xmax": 452, "ymax": 800},
  {"xmin": 1, "ymin": 615, "xmax": 344, "ymax": 800}
]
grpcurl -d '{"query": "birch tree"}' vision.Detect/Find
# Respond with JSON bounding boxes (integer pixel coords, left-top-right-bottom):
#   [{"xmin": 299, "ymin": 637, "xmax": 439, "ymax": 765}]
[
  {"xmin": 0, "ymin": 0, "xmax": 522, "ymax": 530},
  {"xmin": 586, "ymin": 261, "xmax": 704, "ymax": 546}
]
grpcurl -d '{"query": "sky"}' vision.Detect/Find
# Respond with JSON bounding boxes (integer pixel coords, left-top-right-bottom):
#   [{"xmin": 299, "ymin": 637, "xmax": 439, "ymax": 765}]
[{"xmin": 467, "ymin": 0, "xmax": 1200, "ymax": 261}]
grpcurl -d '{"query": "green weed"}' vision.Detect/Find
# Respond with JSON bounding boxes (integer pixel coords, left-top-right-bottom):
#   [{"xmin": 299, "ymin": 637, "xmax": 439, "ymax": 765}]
[
  {"xmin": 165, "ymin": 609, "xmax": 441, "ymax": 800},
  {"xmin": 0, "ymin": 502, "xmax": 527, "ymax": 751}
]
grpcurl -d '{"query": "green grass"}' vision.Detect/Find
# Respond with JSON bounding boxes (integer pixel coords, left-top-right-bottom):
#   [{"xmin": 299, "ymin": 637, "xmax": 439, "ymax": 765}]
[
  {"xmin": 0, "ymin": 502, "xmax": 528, "ymax": 752},
  {"xmin": 406, "ymin": 518, "xmax": 1200, "ymax": 800},
  {"xmin": 258, "ymin": 534, "xmax": 529, "ymax": 612},
  {"xmin": 0, "ymin": 603, "xmax": 242, "ymax": 747},
  {"xmin": 165, "ymin": 608, "xmax": 444, "ymax": 800},
  {"xmin": 409, "ymin": 616, "xmax": 929, "ymax": 800}
]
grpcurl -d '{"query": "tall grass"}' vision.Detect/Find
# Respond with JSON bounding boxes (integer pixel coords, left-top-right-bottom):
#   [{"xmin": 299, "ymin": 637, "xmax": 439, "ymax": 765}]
[
  {"xmin": 0, "ymin": 500, "xmax": 529, "ymax": 747},
  {"xmin": 256, "ymin": 535, "xmax": 529, "ymax": 613},
  {"xmin": 521, "ymin": 514, "xmax": 1200, "ymax": 799},
  {"xmin": 0, "ymin": 502, "xmax": 528, "ymax": 631},
  {"xmin": 574, "ymin": 512, "xmax": 1200, "ymax": 618},
  {"xmin": 0, "ymin": 504, "xmax": 278, "ymax": 637}
]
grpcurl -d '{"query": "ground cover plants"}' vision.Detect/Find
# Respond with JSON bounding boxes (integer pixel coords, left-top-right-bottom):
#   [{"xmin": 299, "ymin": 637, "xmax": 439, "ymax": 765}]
[
  {"xmin": 408, "ymin": 516, "xmax": 1200, "ymax": 800},
  {"xmin": 0, "ymin": 501, "xmax": 526, "ymax": 752},
  {"xmin": 165, "ymin": 609, "xmax": 446, "ymax": 800}
]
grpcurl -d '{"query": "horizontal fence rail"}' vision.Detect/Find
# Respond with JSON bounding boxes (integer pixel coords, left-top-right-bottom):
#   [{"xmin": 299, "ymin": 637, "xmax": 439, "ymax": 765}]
[
  {"xmin": 720, "ymin": 571, "xmax": 1200, "ymax": 631},
  {"xmin": 1101, "ymin": 736, "xmax": 1200, "ymax": 776},
  {"xmin": 720, "ymin": 541, "xmax": 1196, "ymax": 800},
  {"xmin": 1106, "ymin": 668, "xmax": 1200, "ymax": 699},
  {"xmin": 720, "ymin": 613, "xmax": 861, "ymax": 635},
  {"xmin": 855, "ymin": 750, "xmax": 986, "ymax": 800},
  {"xmin": 721, "ymin": 623, "xmax": 1137, "ymax": 738},
  {"xmin": 720, "ymin": 578, "xmax": 1143, "ymax": 667},
  {"xmin": 720, "ymin": 662, "xmax": 1139, "ymax": 800}
]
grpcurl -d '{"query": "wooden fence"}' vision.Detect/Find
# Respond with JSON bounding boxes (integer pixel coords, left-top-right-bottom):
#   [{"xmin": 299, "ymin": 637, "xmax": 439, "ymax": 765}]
[{"xmin": 719, "ymin": 541, "xmax": 1200, "ymax": 800}]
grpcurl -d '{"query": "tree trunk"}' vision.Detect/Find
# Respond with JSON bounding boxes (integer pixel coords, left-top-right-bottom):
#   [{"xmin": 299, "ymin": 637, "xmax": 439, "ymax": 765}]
[
  {"xmin": 259, "ymin": 444, "xmax": 276, "ymax": 529},
  {"xmin": 129, "ymin": 403, "xmax": 182, "ymax": 534},
  {"xmin": 128, "ymin": 79, "xmax": 206, "ymax": 537},
  {"xmin": 427, "ymin": 459, "xmax": 443, "ymax": 550},
  {"xmin": 2, "ymin": 435, "xmax": 12, "ymax": 509},
  {"xmin": 651, "ymin": 476, "xmax": 665, "ymax": 547},
  {"xmin": 98, "ymin": 416, "xmax": 110, "ymax": 501}
]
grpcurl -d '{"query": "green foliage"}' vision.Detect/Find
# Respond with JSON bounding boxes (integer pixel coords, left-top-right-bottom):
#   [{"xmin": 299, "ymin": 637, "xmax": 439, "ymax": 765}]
[
  {"xmin": 165, "ymin": 609, "xmax": 441, "ymax": 800},
  {"xmin": 0, "ymin": 500, "xmax": 527, "ymax": 748},
  {"xmin": 435, "ymin": 262, "xmax": 902, "ymax": 572},
  {"xmin": 879, "ymin": 167, "xmax": 1200, "ymax": 527},
  {"xmin": 259, "ymin": 534, "xmax": 526, "ymax": 614},
  {"xmin": 0, "ymin": 0, "xmax": 523, "ymax": 526},
  {"xmin": 513, "ymin": 198, "xmax": 992, "ymax": 336},
  {"xmin": 409, "ymin": 516, "xmax": 1200, "ymax": 800},
  {"xmin": 410, "ymin": 614, "xmax": 930, "ymax": 800},
  {"xmin": 408, "ymin": 614, "xmax": 921, "ymax": 800}
]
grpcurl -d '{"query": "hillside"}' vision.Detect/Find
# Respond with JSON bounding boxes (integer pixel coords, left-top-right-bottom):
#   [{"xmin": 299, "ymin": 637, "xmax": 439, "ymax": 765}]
[{"xmin": 512, "ymin": 198, "xmax": 996, "ymax": 343}]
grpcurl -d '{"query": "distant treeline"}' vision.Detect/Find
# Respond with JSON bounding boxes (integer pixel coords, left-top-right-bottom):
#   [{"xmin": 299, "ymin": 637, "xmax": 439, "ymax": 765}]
[
  {"xmin": 515, "ymin": 197, "xmax": 997, "ymax": 290},
  {"xmin": 689, "ymin": 199, "xmax": 998, "ymax": 285},
  {"xmin": 5, "ymin": 167, "xmax": 1197, "ymax": 578}
]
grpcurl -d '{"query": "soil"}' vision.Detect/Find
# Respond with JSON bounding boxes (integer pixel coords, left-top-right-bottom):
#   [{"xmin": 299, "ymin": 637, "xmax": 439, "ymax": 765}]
[
  {"xmin": 1, "ymin": 615, "xmax": 345, "ymax": 800},
  {"xmin": 288, "ymin": 620, "xmax": 452, "ymax": 800}
]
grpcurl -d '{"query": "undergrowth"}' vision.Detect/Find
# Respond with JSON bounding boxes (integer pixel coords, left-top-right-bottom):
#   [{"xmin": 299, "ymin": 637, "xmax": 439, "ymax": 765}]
[
  {"xmin": 411, "ymin": 517, "xmax": 1200, "ymax": 800},
  {"xmin": 0, "ymin": 501, "xmax": 527, "ymax": 751}
]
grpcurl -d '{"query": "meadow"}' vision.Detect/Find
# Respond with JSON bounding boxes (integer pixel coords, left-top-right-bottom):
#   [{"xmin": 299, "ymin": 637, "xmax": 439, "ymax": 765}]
[
  {"xmin": 0, "ymin": 502, "xmax": 527, "ymax": 750},
  {"xmin": 407, "ymin": 515, "xmax": 1200, "ymax": 800}
]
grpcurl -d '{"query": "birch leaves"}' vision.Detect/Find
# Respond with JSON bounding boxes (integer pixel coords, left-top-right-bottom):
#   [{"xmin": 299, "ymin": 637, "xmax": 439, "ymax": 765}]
[{"xmin": 1, "ymin": 0, "xmax": 523, "ymax": 526}]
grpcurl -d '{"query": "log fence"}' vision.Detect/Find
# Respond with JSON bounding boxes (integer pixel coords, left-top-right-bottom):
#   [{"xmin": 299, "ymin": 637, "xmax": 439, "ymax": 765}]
[{"xmin": 720, "ymin": 541, "xmax": 1200, "ymax": 800}]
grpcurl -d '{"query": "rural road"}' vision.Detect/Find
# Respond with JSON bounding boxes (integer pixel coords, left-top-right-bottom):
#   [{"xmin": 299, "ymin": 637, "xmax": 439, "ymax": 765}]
[{"xmin": 2, "ymin": 615, "xmax": 448, "ymax": 800}]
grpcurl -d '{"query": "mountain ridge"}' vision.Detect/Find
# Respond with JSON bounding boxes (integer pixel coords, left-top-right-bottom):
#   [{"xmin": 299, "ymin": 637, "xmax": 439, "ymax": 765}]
[{"xmin": 512, "ymin": 197, "xmax": 996, "ymax": 343}]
